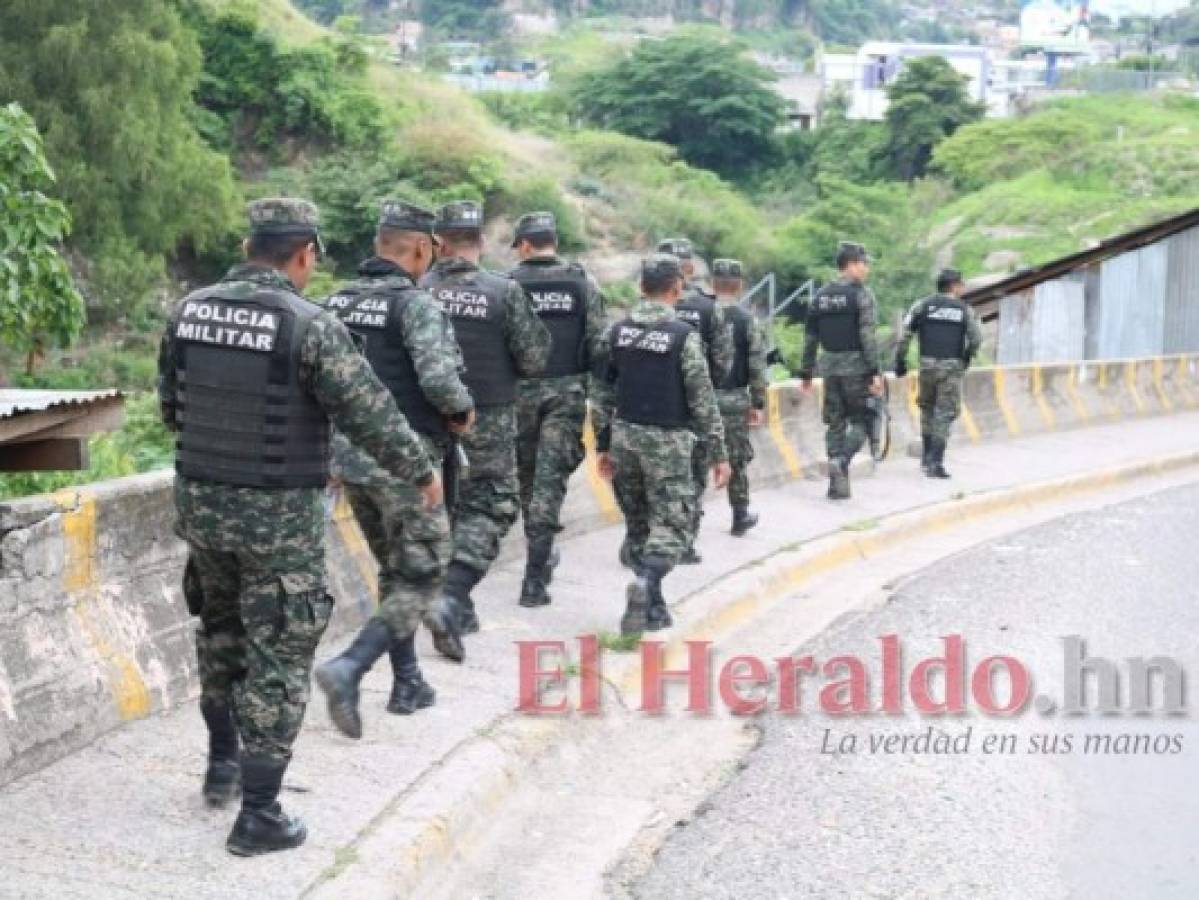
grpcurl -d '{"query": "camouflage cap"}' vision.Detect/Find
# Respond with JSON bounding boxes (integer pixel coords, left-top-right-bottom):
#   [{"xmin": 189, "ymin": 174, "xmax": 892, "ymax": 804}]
[
  {"xmin": 711, "ymin": 258, "xmax": 744, "ymax": 279},
  {"xmin": 379, "ymin": 198, "xmax": 437, "ymax": 234},
  {"xmin": 836, "ymin": 241, "xmax": 872, "ymax": 266},
  {"xmin": 435, "ymin": 200, "xmax": 485, "ymax": 233},
  {"xmin": 641, "ymin": 252, "xmax": 683, "ymax": 282},
  {"xmin": 512, "ymin": 211, "xmax": 557, "ymax": 246},
  {"xmin": 657, "ymin": 237, "xmax": 694, "ymax": 260},
  {"xmin": 248, "ymin": 198, "xmax": 320, "ymax": 237}
]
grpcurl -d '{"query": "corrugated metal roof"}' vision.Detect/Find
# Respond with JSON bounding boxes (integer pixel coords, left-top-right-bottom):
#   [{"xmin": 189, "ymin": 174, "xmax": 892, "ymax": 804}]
[
  {"xmin": 0, "ymin": 389, "xmax": 123, "ymax": 421},
  {"xmin": 965, "ymin": 207, "xmax": 1199, "ymax": 322}
]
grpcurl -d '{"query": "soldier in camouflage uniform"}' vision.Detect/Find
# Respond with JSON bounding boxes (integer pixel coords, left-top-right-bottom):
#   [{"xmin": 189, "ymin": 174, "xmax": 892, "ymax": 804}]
[
  {"xmin": 797, "ymin": 242, "xmax": 883, "ymax": 501},
  {"xmin": 510, "ymin": 212, "xmax": 607, "ymax": 607},
  {"xmin": 711, "ymin": 259, "xmax": 768, "ymax": 535},
  {"xmin": 319, "ymin": 200, "xmax": 476, "ymax": 732},
  {"xmin": 895, "ymin": 268, "xmax": 982, "ymax": 479},
  {"xmin": 594, "ymin": 254, "xmax": 731, "ymax": 635},
  {"xmin": 420, "ymin": 201, "xmax": 551, "ymax": 631},
  {"xmin": 656, "ymin": 238, "xmax": 733, "ymax": 564},
  {"xmin": 159, "ymin": 199, "xmax": 441, "ymax": 856}
]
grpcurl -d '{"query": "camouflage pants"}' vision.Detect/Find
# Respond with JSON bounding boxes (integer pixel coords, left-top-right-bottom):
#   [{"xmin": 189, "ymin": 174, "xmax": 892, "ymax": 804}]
[
  {"xmin": 918, "ymin": 366, "xmax": 964, "ymax": 442},
  {"xmin": 516, "ymin": 375, "xmax": 587, "ymax": 542},
  {"xmin": 611, "ymin": 421, "xmax": 696, "ymax": 566},
  {"xmin": 177, "ymin": 477, "xmax": 332, "ymax": 764},
  {"xmin": 684, "ymin": 434, "xmax": 710, "ymax": 546},
  {"xmin": 190, "ymin": 549, "xmax": 333, "ymax": 764},
  {"xmin": 718, "ymin": 390, "xmax": 755, "ymax": 509},
  {"xmin": 822, "ymin": 373, "xmax": 873, "ymax": 462},
  {"xmin": 346, "ymin": 482, "xmax": 451, "ymax": 639},
  {"xmin": 453, "ymin": 405, "xmax": 520, "ymax": 574}
]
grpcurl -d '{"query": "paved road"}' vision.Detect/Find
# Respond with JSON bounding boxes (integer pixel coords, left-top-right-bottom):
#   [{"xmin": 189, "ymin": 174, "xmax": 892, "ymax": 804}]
[{"xmin": 636, "ymin": 483, "xmax": 1199, "ymax": 899}]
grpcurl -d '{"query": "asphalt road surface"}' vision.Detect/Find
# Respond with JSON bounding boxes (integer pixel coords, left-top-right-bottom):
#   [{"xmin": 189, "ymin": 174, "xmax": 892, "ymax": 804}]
[{"xmin": 635, "ymin": 482, "xmax": 1199, "ymax": 900}]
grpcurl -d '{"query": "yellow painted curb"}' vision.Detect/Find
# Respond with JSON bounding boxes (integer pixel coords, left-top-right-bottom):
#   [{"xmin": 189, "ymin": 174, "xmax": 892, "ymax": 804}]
[
  {"xmin": 1153, "ymin": 358, "xmax": 1173, "ymax": 412},
  {"xmin": 992, "ymin": 369, "xmax": 1022, "ymax": 436},
  {"xmin": 1065, "ymin": 365, "xmax": 1091, "ymax": 422},
  {"xmin": 1031, "ymin": 365, "xmax": 1057, "ymax": 430},
  {"xmin": 1124, "ymin": 361, "xmax": 1146, "ymax": 414},
  {"xmin": 767, "ymin": 386, "xmax": 804, "ymax": 478},
  {"xmin": 582, "ymin": 419, "xmax": 622, "ymax": 524},
  {"xmin": 316, "ymin": 446, "xmax": 1199, "ymax": 897}
]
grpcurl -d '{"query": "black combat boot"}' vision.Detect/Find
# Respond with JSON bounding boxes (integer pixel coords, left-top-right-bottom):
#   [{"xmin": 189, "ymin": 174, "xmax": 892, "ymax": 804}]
[
  {"xmin": 618, "ymin": 536, "xmax": 638, "ymax": 569},
  {"xmin": 730, "ymin": 506, "xmax": 759, "ymax": 537},
  {"xmin": 621, "ymin": 575, "xmax": 651, "ymax": 636},
  {"xmin": 315, "ymin": 618, "xmax": 394, "ymax": 739},
  {"xmin": 827, "ymin": 457, "xmax": 851, "ymax": 500},
  {"xmin": 519, "ymin": 535, "xmax": 554, "ymax": 608},
  {"xmin": 440, "ymin": 561, "xmax": 483, "ymax": 638},
  {"xmin": 386, "ymin": 632, "xmax": 435, "ymax": 716},
  {"xmin": 544, "ymin": 545, "xmax": 561, "ymax": 586},
  {"xmin": 226, "ymin": 756, "xmax": 306, "ymax": 857},
  {"xmin": 200, "ymin": 697, "xmax": 240, "ymax": 808},
  {"xmin": 644, "ymin": 559, "xmax": 674, "ymax": 631},
  {"xmin": 624, "ymin": 555, "xmax": 670, "ymax": 635},
  {"xmin": 424, "ymin": 588, "xmax": 464, "ymax": 664},
  {"xmin": 927, "ymin": 438, "xmax": 951, "ymax": 479},
  {"xmin": 920, "ymin": 434, "xmax": 933, "ymax": 474}
]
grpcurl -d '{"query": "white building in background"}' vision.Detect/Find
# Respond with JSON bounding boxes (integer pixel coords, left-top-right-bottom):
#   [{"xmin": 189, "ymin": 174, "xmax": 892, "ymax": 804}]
[{"xmin": 819, "ymin": 42, "xmax": 1050, "ymax": 121}]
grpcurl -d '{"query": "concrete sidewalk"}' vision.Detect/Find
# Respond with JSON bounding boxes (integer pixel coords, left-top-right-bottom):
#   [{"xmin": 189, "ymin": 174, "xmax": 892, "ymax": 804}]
[{"xmin": 4, "ymin": 415, "xmax": 1199, "ymax": 899}]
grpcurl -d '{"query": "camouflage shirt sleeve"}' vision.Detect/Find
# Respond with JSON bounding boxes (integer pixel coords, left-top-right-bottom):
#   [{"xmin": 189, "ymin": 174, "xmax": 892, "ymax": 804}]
[
  {"xmin": 301, "ymin": 312, "xmax": 434, "ymax": 486},
  {"xmin": 583, "ymin": 275, "xmax": 608, "ymax": 378},
  {"xmin": 504, "ymin": 280, "xmax": 552, "ymax": 377},
  {"xmin": 707, "ymin": 303, "xmax": 735, "ymax": 385},
  {"xmin": 747, "ymin": 318, "xmax": 769, "ymax": 409},
  {"xmin": 857, "ymin": 287, "xmax": 881, "ymax": 376},
  {"xmin": 964, "ymin": 304, "xmax": 983, "ymax": 362},
  {"xmin": 683, "ymin": 331, "xmax": 727, "ymax": 463},
  {"xmin": 591, "ymin": 325, "xmax": 617, "ymax": 453},
  {"xmin": 156, "ymin": 319, "xmax": 179, "ymax": 432},
  {"xmin": 896, "ymin": 298, "xmax": 924, "ymax": 366},
  {"xmin": 401, "ymin": 292, "xmax": 474, "ymax": 416},
  {"xmin": 798, "ymin": 303, "xmax": 820, "ymax": 380}
]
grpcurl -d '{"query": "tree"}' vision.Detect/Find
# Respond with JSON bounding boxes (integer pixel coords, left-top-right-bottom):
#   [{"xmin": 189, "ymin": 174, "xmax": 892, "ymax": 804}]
[
  {"xmin": 0, "ymin": 0, "xmax": 239, "ymax": 312},
  {"xmin": 0, "ymin": 104, "xmax": 85, "ymax": 375},
  {"xmin": 420, "ymin": 0, "xmax": 510, "ymax": 41},
  {"xmin": 881, "ymin": 56, "xmax": 985, "ymax": 181},
  {"xmin": 570, "ymin": 34, "xmax": 785, "ymax": 177}
]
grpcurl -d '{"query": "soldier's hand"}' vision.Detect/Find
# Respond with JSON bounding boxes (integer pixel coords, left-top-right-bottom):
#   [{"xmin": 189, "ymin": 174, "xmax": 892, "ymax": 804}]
[
  {"xmin": 596, "ymin": 452, "xmax": 615, "ymax": 482},
  {"xmin": 711, "ymin": 461, "xmax": 732, "ymax": 489},
  {"xmin": 869, "ymin": 375, "xmax": 884, "ymax": 397},
  {"xmin": 448, "ymin": 409, "xmax": 476, "ymax": 435},
  {"xmin": 746, "ymin": 408, "xmax": 766, "ymax": 428},
  {"xmin": 420, "ymin": 473, "xmax": 445, "ymax": 511},
  {"xmin": 800, "ymin": 379, "xmax": 814, "ymax": 396}
]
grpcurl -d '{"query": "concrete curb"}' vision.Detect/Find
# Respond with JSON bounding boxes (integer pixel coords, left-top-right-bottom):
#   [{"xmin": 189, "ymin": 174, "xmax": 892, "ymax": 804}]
[{"xmin": 305, "ymin": 447, "xmax": 1199, "ymax": 897}]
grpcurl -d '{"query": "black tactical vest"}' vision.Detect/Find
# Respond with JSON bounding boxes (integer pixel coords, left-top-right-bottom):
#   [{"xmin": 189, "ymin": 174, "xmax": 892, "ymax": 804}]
[
  {"xmin": 677, "ymin": 289, "xmax": 723, "ymax": 382},
  {"xmin": 721, "ymin": 304, "xmax": 753, "ymax": 390},
  {"xmin": 424, "ymin": 267, "xmax": 519, "ymax": 406},
  {"xmin": 326, "ymin": 277, "xmax": 447, "ymax": 438},
  {"xmin": 811, "ymin": 282, "xmax": 864, "ymax": 353},
  {"xmin": 610, "ymin": 318, "xmax": 692, "ymax": 429},
  {"xmin": 171, "ymin": 283, "xmax": 330, "ymax": 488},
  {"xmin": 917, "ymin": 295, "xmax": 968, "ymax": 360},
  {"xmin": 512, "ymin": 261, "xmax": 588, "ymax": 377}
]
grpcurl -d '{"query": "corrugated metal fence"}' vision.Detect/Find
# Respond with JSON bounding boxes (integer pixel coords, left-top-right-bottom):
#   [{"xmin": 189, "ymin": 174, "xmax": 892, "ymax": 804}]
[{"xmin": 997, "ymin": 223, "xmax": 1199, "ymax": 363}]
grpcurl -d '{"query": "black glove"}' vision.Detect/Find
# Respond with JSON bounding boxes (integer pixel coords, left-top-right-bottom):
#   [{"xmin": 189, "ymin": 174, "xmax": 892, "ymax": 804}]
[
  {"xmin": 963, "ymin": 351, "xmax": 975, "ymax": 370},
  {"xmin": 894, "ymin": 355, "xmax": 908, "ymax": 378}
]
